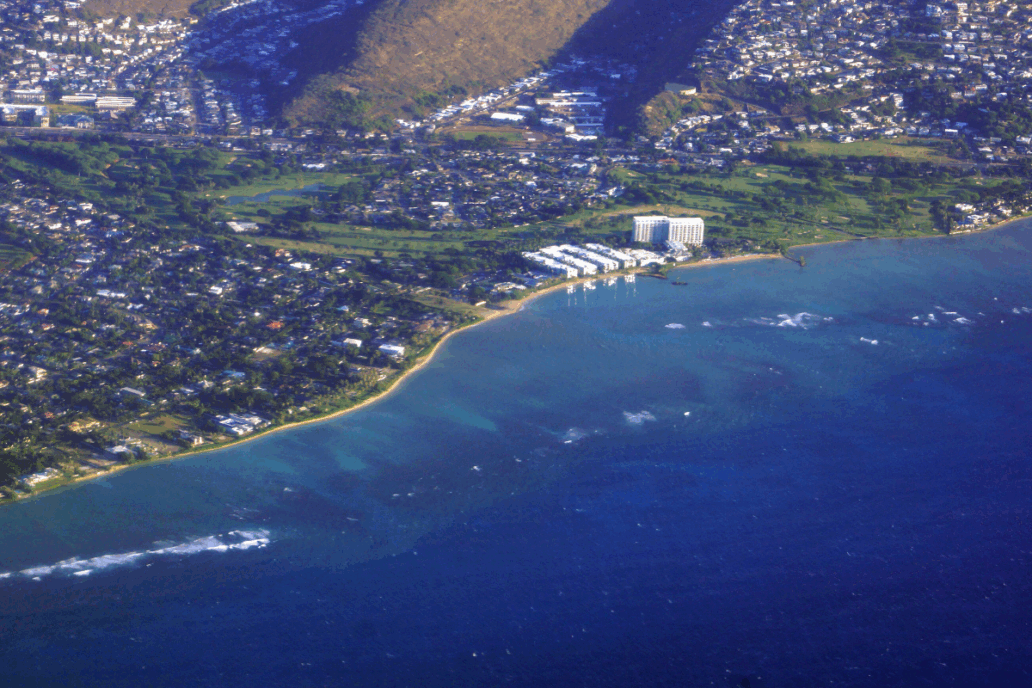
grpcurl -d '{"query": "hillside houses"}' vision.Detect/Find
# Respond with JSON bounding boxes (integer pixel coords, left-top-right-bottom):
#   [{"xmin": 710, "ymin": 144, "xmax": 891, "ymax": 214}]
[
  {"xmin": 0, "ymin": 0, "xmax": 253, "ymax": 135},
  {"xmin": 662, "ymin": 0, "xmax": 1032, "ymax": 160},
  {"xmin": 1, "ymin": 0, "xmax": 193, "ymax": 119}
]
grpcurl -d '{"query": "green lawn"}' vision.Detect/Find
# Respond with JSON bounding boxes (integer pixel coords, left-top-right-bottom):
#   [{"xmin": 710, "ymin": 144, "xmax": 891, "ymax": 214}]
[
  {"xmin": 46, "ymin": 103, "xmax": 93, "ymax": 116},
  {"xmin": 236, "ymin": 221, "xmax": 501, "ymax": 259},
  {"xmin": 787, "ymin": 137, "xmax": 954, "ymax": 164},
  {"xmin": 559, "ymin": 163, "xmax": 1010, "ymax": 249},
  {"xmin": 214, "ymin": 172, "xmax": 358, "ymax": 200},
  {"xmin": 447, "ymin": 130, "xmax": 525, "ymax": 143},
  {"xmin": 123, "ymin": 413, "xmax": 189, "ymax": 438},
  {"xmin": 223, "ymin": 159, "xmax": 996, "ymax": 258}
]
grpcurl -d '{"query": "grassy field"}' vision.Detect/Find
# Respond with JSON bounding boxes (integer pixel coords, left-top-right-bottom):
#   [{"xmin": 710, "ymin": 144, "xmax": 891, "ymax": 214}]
[
  {"xmin": 408, "ymin": 292, "xmax": 496, "ymax": 320},
  {"xmin": 215, "ymin": 172, "xmax": 358, "ymax": 200},
  {"xmin": 214, "ymin": 155, "xmax": 1007, "ymax": 260},
  {"xmin": 294, "ymin": 224, "xmax": 473, "ymax": 255},
  {"xmin": 443, "ymin": 127, "xmax": 537, "ymax": 144},
  {"xmin": 4, "ymin": 135, "xmax": 1003, "ymax": 267},
  {"xmin": 230, "ymin": 218, "xmax": 523, "ymax": 259},
  {"xmin": 124, "ymin": 413, "xmax": 189, "ymax": 437},
  {"xmin": 574, "ymin": 162, "xmax": 1011, "ymax": 249},
  {"xmin": 120, "ymin": 414, "xmax": 192, "ymax": 456},
  {"xmin": 786, "ymin": 137, "xmax": 954, "ymax": 164},
  {"xmin": 46, "ymin": 103, "xmax": 94, "ymax": 116}
]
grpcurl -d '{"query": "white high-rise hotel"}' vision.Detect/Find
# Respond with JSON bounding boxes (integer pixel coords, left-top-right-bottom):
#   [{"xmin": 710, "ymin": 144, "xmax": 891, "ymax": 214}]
[{"xmin": 633, "ymin": 216, "xmax": 705, "ymax": 245}]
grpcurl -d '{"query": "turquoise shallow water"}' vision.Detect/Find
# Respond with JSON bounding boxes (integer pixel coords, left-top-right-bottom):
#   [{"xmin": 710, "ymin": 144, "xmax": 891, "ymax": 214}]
[{"xmin": 2, "ymin": 225, "xmax": 1031, "ymax": 686}]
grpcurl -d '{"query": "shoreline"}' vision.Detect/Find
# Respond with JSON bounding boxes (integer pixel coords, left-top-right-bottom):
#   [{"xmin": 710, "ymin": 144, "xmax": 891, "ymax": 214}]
[
  {"xmin": 785, "ymin": 212, "xmax": 1032, "ymax": 252},
  {"xmin": 3, "ymin": 289, "xmax": 527, "ymax": 503},
  {"xmin": 9, "ymin": 218, "xmax": 1024, "ymax": 504},
  {"xmin": 128, "ymin": 252, "xmax": 782, "ymax": 455},
  {"xmin": 4, "ymin": 252, "xmax": 784, "ymax": 504}
]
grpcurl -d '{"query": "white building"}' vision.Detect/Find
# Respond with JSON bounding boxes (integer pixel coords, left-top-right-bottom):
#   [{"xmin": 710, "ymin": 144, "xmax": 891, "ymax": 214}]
[
  {"xmin": 379, "ymin": 343, "xmax": 406, "ymax": 358},
  {"xmin": 632, "ymin": 215, "xmax": 667, "ymax": 243},
  {"xmin": 0, "ymin": 104, "xmax": 50, "ymax": 127},
  {"xmin": 633, "ymin": 216, "xmax": 705, "ymax": 245},
  {"xmin": 539, "ymin": 246, "xmax": 598, "ymax": 276},
  {"xmin": 667, "ymin": 217, "xmax": 705, "ymax": 245},
  {"xmin": 522, "ymin": 252, "xmax": 579, "ymax": 278},
  {"xmin": 625, "ymin": 249, "xmax": 666, "ymax": 267},
  {"xmin": 556, "ymin": 244, "xmax": 619, "ymax": 272},
  {"xmin": 61, "ymin": 93, "xmax": 98, "ymax": 105},
  {"xmin": 584, "ymin": 243, "xmax": 636, "ymax": 268},
  {"xmin": 226, "ymin": 221, "xmax": 258, "ymax": 233},
  {"xmin": 8, "ymin": 89, "xmax": 45, "ymax": 103},
  {"xmin": 95, "ymin": 96, "xmax": 137, "ymax": 111},
  {"xmin": 215, "ymin": 412, "xmax": 268, "ymax": 436},
  {"xmin": 332, "ymin": 338, "xmax": 363, "ymax": 349}
]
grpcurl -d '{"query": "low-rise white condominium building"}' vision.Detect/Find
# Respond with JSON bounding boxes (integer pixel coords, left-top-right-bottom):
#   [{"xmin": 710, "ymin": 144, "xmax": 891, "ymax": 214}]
[
  {"xmin": 522, "ymin": 252, "xmax": 579, "ymax": 278},
  {"xmin": 633, "ymin": 216, "xmax": 705, "ymax": 245},
  {"xmin": 557, "ymin": 245, "xmax": 619, "ymax": 272},
  {"xmin": 584, "ymin": 243, "xmax": 636, "ymax": 268},
  {"xmin": 539, "ymin": 246, "xmax": 598, "ymax": 276}
]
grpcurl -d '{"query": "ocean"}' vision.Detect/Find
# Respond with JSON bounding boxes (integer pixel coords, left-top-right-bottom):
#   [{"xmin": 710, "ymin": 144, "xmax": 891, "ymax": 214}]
[{"xmin": 1, "ymin": 225, "xmax": 1031, "ymax": 687}]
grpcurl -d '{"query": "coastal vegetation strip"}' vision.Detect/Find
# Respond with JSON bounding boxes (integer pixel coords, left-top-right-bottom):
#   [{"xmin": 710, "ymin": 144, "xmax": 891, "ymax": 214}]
[
  {"xmin": 2, "ymin": 129, "xmax": 1029, "ymax": 501},
  {"xmin": 0, "ymin": 256, "xmax": 777, "ymax": 504}
]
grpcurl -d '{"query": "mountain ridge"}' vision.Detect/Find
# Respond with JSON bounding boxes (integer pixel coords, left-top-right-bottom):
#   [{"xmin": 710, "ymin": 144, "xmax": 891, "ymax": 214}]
[{"xmin": 280, "ymin": 0, "xmax": 613, "ymax": 128}]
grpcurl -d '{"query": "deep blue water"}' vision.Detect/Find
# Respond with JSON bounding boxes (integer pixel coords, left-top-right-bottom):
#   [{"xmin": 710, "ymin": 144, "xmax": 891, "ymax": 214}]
[{"xmin": 2, "ymin": 226, "xmax": 1032, "ymax": 687}]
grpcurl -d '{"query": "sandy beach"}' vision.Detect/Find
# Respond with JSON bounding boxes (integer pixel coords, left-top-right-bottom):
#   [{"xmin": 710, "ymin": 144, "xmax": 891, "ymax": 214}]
[
  {"xmin": 7, "ymin": 216, "xmax": 1028, "ymax": 501},
  {"xmin": 0, "ymin": 251, "xmax": 786, "ymax": 503}
]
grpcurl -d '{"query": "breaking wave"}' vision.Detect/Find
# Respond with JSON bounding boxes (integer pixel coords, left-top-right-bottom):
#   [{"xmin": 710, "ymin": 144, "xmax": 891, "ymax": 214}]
[
  {"xmin": 562, "ymin": 427, "xmax": 589, "ymax": 443},
  {"xmin": 910, "ymin": 308, "xmax": 987, "ymax": 327},
  {"xmin": 747, "ymin": 312, "xmax": 833, "ymax": 329},
  {"xmin": 0, "ymin": 529, "xmax": 271, "ymax": 583},
  {"xmin": 624, "ymin": 410, "xmax": 657, "ymax": 425}
]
